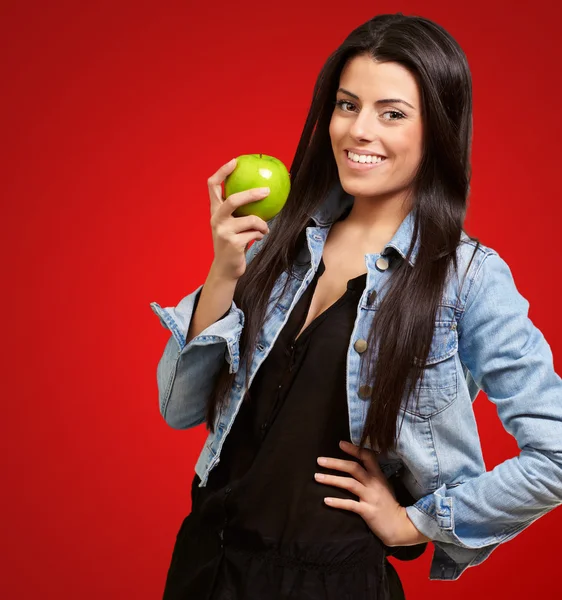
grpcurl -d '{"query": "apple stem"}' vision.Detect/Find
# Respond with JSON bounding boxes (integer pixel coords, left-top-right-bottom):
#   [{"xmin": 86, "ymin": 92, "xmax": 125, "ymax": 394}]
[{"xmin": 260, "ymin": 154, "xmax": 262, "ymax": 158}]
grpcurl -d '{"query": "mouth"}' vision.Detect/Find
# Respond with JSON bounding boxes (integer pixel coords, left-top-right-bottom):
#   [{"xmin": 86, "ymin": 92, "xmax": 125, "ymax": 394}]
[{"xmin": 343, "ymin": 150, "xmax": 388, "ymax": 171}]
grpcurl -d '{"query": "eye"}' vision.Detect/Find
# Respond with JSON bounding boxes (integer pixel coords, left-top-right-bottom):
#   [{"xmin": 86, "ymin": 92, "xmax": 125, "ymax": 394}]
[
  {"xmin": 334, "ymin": 100, "xmax": 405, "ymax": 121},
  {"xmin": 334, "ymin": 99, "xmax": 356, "ymax": 112},
  {"xmin": 382, "ymin": 110, "xmax": 405, "ymax": 121}
]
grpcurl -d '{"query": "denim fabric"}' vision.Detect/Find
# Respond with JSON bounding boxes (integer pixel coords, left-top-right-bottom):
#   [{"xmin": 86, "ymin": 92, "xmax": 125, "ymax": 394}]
[{"xmin": 150, "ymin": 183, "xmax": 562, "ymax": 581}]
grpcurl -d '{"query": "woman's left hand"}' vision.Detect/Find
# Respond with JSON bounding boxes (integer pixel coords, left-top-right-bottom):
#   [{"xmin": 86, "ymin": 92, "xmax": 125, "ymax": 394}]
[{"xmin": 314, "ymin": 440, "xmax": 431, "ymax": 547}]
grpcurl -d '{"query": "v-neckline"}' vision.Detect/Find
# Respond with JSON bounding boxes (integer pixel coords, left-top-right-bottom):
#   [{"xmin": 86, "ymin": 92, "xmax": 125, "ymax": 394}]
[{"xmin": 293, "ymin": 257, "xmax": 367, "ymax": 344}]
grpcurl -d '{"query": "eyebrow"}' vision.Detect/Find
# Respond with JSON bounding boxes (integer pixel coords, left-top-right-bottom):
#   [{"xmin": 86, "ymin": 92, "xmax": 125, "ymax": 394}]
[{"xmin": 337, "ymin": 87, "xmax": 416, "ymax": 110}]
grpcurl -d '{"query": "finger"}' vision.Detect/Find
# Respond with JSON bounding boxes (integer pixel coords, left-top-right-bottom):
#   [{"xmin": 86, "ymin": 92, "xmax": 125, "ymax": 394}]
[
  {"xmin": 317, "ymin": 456, "xmax": 369, "ymax": 486},
  {"xmin": 314, "ymin": 473, "xmax": 365, "ymax": 497},
  {"xmin": 239, "ymin": 231, "xmax": 266, "ymax": 251},
  {"xmin": 222, "ymin": 187, "xmax": 271, "ymax": 218},
  {"xmin": 323, "ymin": 497, "xmax": 364, "ymax": 516},
  {"xmin": 338, "ymin": 441, "xmax": 382, "ymax": 477},
  {"xmin": 230, "ymin": 214, "xmax": 269, "ymax": 236},
  {"xmin": 208, "ymin": 158, "xmax": 237, "ymax": 212}
]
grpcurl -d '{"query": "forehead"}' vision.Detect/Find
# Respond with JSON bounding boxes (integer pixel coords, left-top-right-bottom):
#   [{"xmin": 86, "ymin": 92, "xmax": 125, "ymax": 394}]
[{"xmin": 339, "ymin": 55, "xmax": 420, "ymax": 107}]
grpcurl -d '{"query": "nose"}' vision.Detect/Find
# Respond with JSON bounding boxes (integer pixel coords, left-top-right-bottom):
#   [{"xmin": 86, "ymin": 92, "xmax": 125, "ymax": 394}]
[{"xmin": 348, "ymin": 109, "xmax": 378, "ymax": 142}]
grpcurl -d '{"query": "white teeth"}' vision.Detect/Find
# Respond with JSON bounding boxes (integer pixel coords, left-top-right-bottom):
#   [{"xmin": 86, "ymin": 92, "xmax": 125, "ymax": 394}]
[{"xmin": 346, "ymin": 151, "xmax": 386, "ymax": 164}]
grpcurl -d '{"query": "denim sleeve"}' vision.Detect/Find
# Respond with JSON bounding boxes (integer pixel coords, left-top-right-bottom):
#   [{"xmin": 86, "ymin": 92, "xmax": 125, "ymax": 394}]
[
  {"xmin": 405, "ymin": 250, "xmax": 562, "ymax": 568},
  {"xmin": 149, "ymin": 221, "xmax": 275, "ymax": 430}
]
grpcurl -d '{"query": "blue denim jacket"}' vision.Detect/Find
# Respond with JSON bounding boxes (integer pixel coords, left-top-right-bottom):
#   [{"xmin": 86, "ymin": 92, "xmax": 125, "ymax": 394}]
[{"xmin": 150, "ymin": 184, "xmax": 562, "ymax": 581}]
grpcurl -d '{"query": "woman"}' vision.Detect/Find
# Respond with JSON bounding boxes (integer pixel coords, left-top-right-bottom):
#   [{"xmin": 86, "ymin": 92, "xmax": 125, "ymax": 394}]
[{"xmin": 150, "ymin": 12, "xmax": 562, "ymax": 599}]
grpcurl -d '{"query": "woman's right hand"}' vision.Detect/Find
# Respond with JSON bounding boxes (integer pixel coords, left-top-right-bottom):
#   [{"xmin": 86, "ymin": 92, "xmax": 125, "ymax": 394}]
[{"xmin": 208, "ymin": 158, "xmax": 271, "ymax": 281}]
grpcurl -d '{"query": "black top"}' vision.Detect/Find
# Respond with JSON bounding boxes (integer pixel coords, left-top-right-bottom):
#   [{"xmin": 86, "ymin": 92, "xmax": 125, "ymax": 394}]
[{"xmin": 163, "ymin": 246, "xmax": 425, "ymax": 600}]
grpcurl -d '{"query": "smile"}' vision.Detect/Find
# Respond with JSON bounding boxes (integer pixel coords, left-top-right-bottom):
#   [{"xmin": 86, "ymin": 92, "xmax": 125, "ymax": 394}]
[{"xmin": 344, "ymin": 151, "xmax": 388, "ymax": 171}]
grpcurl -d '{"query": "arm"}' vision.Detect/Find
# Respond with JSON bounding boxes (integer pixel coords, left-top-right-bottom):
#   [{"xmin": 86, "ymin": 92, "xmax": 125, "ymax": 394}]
[
  {"xmin": 405, "ymin": 250, "xmax": 562, "ymax": 571},
  {"xmin": 150, "ymin": 217, "xmax": 276, "ymax": 429},
  {"xmin": 385, "ymin": 470, "xmax": 431, "ymax": 560},
  {"xmin": 186, "ymin": 264, "xmax": 238, "ymax": 344}
]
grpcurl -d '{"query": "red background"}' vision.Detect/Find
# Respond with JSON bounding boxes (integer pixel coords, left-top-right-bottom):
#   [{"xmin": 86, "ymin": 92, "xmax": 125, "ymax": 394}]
[{"xmin": 2, "ymin": 0, "xmax": 561, "ymax": 598}]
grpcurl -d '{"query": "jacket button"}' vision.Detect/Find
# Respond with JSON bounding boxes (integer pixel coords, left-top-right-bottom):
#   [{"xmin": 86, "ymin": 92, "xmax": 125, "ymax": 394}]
[
  {"xmin": 358, "ymin": 385, "xmax": 372, "ymax": 400},
  {"xmin": 375, "ymin": 257, "xmax": 389, "ymax": 271},
  {"xmin": 367, "ymin": 289, "xmax": 377, "ymax": 305},
  {"xmin": 354, "ymin": 339, "xmax": 368, "ymax": 353}
]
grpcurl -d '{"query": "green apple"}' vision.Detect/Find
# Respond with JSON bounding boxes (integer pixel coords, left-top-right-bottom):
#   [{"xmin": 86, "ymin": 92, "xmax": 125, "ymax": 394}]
[{"xmin": 225, "ymin": 153, "xmax": 291, "ymax": 221}]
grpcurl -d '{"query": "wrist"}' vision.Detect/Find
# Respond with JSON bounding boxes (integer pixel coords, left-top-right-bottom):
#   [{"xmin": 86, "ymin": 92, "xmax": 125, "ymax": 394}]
[
  {"xmin": 389, "ymin": 507, "xmax": 432, "ymax": 547},
  {"xmin": 208, "ymin": 260, "xmax": 240, "ymax": 286}
]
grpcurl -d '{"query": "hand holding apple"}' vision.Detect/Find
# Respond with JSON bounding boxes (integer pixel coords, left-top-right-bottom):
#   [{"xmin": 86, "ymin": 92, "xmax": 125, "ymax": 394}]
[
  {"xmin": 207, "ymin": 157, "xmax": 272, "ymax": 281},
  {"xmin": 225, "ymin": 154, "xmax": 291, "ymax": 221}
]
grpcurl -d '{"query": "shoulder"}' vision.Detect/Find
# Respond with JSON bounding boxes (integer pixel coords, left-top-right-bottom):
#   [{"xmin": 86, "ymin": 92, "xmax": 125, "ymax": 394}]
[
  {"xmin": 454, "ymin": 232, "xmax": 527, "ymax": 322},
  {"xmin": 443, "ymin": 232, "xmax": 513, "ymax": 314},
  {"xmin": 457, "ymin": 231, "xmax": 498, "ymax": 269}
]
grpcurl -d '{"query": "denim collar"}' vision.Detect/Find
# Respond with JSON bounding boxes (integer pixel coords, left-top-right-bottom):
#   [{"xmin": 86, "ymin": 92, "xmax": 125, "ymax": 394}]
[{"xmin": 308, "ymin": 182, "xmax": 420, "ymax": 267}]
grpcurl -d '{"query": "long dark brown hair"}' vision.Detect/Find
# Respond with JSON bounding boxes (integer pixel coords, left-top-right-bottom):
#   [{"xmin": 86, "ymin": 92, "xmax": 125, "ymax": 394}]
[{"xmin": 206, "ymin": 13, "xmax": 480, "ymax": 455}]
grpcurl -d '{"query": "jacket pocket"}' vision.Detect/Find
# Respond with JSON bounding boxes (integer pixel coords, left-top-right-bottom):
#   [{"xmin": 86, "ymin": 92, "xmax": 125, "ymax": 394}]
[{"xmin": 402, "ymin": 316, "xmax": 459, "ymax": 418}]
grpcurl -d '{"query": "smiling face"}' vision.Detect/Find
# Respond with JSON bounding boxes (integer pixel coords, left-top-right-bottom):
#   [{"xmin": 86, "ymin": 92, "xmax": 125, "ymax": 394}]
[{"xmin": 329, "ymin": 54, "xmax": 424, "ymax": 207}]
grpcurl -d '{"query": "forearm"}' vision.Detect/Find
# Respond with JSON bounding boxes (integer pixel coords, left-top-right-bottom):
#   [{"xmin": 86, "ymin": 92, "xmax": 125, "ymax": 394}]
[
  {"xmin": 389, "ymin": 507, "xmax": 432, "ymax": 546},
  {"xmin": 187, "ymin": 262, "xmax": 238, "ymax": 344},
  {"xmin": 406, "ymin": 449, "xmax": 562, "ymax": 549}
]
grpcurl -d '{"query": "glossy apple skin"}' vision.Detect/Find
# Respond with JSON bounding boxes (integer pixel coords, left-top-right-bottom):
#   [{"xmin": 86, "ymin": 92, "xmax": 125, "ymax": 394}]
[{"xmin": 225, "ymin": 154, "xmax": 291, "ymax": 221}]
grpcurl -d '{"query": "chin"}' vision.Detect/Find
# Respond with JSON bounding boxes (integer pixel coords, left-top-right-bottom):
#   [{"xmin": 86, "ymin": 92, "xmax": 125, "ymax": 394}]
[{"xmin": 339, "ymin": 178, "xmax": 382, "ymax": 197}]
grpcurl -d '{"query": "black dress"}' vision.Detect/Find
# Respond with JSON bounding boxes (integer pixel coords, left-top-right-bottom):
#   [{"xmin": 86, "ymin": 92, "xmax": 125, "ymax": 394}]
[{"xmin": 163, "ymin": 253, "xmax": 418, "ymax": 600}]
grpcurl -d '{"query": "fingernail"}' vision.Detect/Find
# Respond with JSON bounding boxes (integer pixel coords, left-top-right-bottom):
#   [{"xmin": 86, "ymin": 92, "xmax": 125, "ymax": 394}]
[
  {"xmin": 314, "ymin": 473, "xmax": 325, "ymax": 481},
  {"xmin": 317, "ymin": 457, "xmax": 328, "ymax": 465},
  {"xmin": 260, "ymin": 187, "xmax": 270, "ymax": 194}
]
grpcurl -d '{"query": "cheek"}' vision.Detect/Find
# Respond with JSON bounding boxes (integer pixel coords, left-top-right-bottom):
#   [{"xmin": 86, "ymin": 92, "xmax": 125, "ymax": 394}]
[
  {"xmin": 395, "ymin": 131, "xmax": 423, "ymax": 164},
  {"xmin": 328, "ymin": 116, "xmax": 338, "ymax": 142},
  {"xmin": 329, "ymin": 120, "xmax": 344, "ymax": 156},
  {"xmin": 406, "ymin": 125, "xmax": 423, "ymax": 158}
]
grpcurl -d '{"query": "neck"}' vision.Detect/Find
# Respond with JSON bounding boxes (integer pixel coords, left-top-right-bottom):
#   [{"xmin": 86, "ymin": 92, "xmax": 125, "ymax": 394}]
[{"xmin": 341, "ymin": 192, "xmax": 412, "ymax": 245}]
